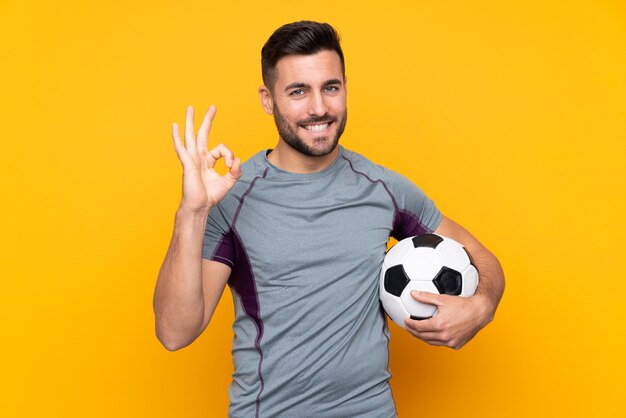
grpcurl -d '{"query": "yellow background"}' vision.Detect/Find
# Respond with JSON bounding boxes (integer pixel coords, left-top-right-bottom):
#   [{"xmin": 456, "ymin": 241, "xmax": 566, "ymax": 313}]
[{"xmin": 1, "ymin": 0, "xmax": 625, "ymax": 416}]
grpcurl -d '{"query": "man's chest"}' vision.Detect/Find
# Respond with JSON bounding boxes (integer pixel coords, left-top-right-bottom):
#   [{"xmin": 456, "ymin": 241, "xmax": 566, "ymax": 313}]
[{"xmin": 232, "ymin": 187, "xmax": 395, "ymax": 290}]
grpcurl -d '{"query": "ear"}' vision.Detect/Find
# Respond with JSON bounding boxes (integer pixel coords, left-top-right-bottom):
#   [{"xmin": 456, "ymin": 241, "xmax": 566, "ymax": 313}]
[{"xmin": 258, "ymin": 85, "xmax": 274, "ymax": 115}]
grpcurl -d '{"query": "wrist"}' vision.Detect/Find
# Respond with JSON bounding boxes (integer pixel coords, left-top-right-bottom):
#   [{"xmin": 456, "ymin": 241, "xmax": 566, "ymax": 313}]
[
  {"xmin": 473, "ymin": 293, "xmax": 496, "ymax": 326},
  {"xmin": 176, "ymin": 204, "xmax": 212, "ymax": 219}
]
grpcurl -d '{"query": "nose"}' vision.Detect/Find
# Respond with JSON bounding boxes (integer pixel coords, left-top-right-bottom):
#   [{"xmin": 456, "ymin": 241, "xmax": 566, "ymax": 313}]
[{"xmin": 308, "ymin": 91, "xmax": 329, "ymax": 116}]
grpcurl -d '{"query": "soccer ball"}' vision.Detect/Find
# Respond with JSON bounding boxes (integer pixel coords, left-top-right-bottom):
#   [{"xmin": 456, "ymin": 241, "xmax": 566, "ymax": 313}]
[{"xmin": 379, "ymin": 233, "xmax": 479, "ymax": 328}]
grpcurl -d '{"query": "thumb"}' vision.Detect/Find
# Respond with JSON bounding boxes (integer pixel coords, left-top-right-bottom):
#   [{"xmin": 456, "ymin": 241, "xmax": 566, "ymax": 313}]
[
  {"xmin": 224, "ymin": 157, "xmax": 242, "ymax": 188},
  {"xmin": 411, "ymin": 290, "xmax": 444, "ymax": 306}
]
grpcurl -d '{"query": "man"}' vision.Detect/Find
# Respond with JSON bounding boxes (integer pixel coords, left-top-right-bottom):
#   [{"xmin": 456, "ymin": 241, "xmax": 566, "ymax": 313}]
[{"xmin": 153, "ymin": 21, "xmax": 504, "ymax": 417}]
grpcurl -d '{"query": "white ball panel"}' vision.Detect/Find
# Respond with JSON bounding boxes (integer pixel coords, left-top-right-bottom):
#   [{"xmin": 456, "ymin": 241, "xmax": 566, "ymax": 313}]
[
  {"xmin": 436, "ymin": 238, "xmax": 470, "ymax": 272},
  {"xmin": 383, "ymin": 238, "xmax": 415, "ymax": 268},
  {"xmin": 400, "ymin": 280, "xmax": 439, "ymax": 319},
  {"xmin": 380, "ymin": 293, "xmax": 410, "ymax": 328},
  {"xmin": 461, "ymin": 265, "xmax": 479, "ymax": 296},
  {"xmin": 401, "ymin": 247, "xmax": 443, "ymax": 280}
]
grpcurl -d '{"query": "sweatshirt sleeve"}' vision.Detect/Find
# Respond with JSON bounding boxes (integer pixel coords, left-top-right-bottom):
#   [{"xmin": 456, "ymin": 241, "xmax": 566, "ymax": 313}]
[
  {"xmin": 202, "ymin": 201, "xmax": 235, "ymax": 268},
  {"xmin": 381, "ymin": 168, "xmax": 442, "ymax": 241}
]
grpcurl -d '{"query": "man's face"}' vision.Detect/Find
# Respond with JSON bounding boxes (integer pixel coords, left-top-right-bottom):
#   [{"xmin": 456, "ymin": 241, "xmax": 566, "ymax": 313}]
[{"xmin": 268, "ymin": 50, "xmax": 347, "ymax": 157}]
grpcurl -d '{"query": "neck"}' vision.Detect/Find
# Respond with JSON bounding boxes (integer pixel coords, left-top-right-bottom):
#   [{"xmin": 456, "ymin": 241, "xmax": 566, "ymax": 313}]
[{"xmin": 267, "ymin": 139, "xmax": 340, "ymax": 174}]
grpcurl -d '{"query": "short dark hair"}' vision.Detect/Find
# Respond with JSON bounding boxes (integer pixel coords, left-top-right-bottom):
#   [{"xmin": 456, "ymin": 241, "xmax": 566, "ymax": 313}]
[{"xmin": 261, "ymin": 21, "xmax": 345, "ymax": 91}]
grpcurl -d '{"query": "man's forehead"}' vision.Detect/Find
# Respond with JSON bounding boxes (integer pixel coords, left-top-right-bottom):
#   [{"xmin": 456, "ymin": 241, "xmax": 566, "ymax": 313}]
[{"xmin": 273, "ymin": 50, "xmax": 344, "ymax": 86}]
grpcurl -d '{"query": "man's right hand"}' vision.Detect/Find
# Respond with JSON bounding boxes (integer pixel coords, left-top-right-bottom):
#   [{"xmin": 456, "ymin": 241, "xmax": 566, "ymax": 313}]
[{"xmin": 172, "ymin": 105, "xmax": 242, "ymax": 211}]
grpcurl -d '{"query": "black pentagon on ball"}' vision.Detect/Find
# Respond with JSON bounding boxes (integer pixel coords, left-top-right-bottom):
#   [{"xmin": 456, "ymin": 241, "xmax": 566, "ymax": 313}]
[
  {"xmin": 384, "ymin": 265, "xmax": 410, "ymax": 297},
  {"xmin": 433, "ymin": 266, "xmax": 463, "ymax": 296},
  {"xmin": 412, "ymin": 233, "xmax": 443, "ymax": 249}
]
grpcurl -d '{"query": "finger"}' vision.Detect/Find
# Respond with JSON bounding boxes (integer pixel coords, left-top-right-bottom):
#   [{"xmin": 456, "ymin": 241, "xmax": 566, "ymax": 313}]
[
  {"xmin": 172, "ymin": 122, "xmax": 192, "ymax": 165},
  {"xmin": 207, "ymin": 143, "xmax": 234, "ymax": 168},
  {"xmin": 411, "ymin": 290, "xmax": 444, "ymax": 306},
  {"xmin": 404, "ymin": 316, "xmax": 439, "ymax": 333},
  {"xmin": 197, "ymin": 105, "xmax": 216, "ymax": 153},
  {"xmin": 404, "ymin": 326, "xmax": 447, "ymax": 345},
  {"xmin": 223, "ymin": 157, "xmax": 242, "ymax": 188},
  {"xmin": 185, "ymin": 106, "xmax": 196, "ymax": 154}
]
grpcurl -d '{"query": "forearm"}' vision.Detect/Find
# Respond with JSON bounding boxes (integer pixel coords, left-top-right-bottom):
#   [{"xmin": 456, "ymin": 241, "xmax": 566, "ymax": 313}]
[
  {"xmin": 471, "ymin": 246, "xmax": 505, "ymax": 324},
  {"xmin": 153, "ymin": 206, "xmax": 210, "ymax": 350}
]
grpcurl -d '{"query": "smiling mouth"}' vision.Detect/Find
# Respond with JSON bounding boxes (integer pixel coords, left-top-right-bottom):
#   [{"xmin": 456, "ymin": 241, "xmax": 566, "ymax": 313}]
[{"xmin": 301, "ymin": 122, "xmax": 332, "ymax": 132}]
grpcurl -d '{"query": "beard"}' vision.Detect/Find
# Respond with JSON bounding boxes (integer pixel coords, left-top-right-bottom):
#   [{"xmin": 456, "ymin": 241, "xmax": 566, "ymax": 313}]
[{"xmin": 272, "ymin": 104, "xmax": 347, "ymax": 157}]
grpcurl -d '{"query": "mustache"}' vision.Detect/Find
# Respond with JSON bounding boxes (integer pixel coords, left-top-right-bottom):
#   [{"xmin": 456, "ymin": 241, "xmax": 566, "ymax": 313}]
[{"xmin": 298, "ymin": 115, "xmax": 336, "ymax": 125}]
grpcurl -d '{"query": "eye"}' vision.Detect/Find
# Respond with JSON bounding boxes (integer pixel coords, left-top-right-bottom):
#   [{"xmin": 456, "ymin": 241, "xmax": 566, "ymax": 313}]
[
  {"xmin": 289, "ymin": 89, "xmax": 305, "ymax": 96},
  {"xmin": 324, "ymin": 85, "xmax": 339, "ymax": 93}
]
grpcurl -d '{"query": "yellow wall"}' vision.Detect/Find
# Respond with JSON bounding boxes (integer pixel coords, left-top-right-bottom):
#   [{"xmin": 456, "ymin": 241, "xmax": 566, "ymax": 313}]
[{"xmin": 1, "ymin": 0, "xmax": 624, "ymax": 416}]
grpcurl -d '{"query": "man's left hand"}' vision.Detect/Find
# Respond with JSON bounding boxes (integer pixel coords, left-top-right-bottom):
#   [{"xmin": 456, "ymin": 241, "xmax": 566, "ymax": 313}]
[{"xmin": 403, "ymin": 290, "xmax": 494, "ymax": 350}]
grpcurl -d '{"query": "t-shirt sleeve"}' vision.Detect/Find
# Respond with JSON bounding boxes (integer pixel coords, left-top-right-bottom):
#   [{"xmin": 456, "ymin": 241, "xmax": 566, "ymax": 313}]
[
  {"xmin": 382, "ymin": 168, "xmax": 443, "ymax": 241},
  {"xmin": 202, "ymin": 202, "xmax": 235, "ymax": 268}
]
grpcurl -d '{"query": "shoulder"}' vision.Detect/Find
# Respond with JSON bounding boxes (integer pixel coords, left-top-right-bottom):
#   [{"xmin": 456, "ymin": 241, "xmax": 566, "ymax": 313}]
[
  {"xmin": 340, "ymin": 147, "xmax": 414, "ymax": 189},
  {"xmin": 339, "ymin": 147, "xmax": 386, "ymax": 181},
  {"xmin": 240, "ymin": 149, "xmax": 269, "ymax": 180}
]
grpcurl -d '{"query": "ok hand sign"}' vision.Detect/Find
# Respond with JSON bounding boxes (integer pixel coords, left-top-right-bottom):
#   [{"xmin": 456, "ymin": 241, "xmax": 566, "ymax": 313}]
[{"xmin": 172, "ymin": 106, "xmax": 242, "ymax": 211}]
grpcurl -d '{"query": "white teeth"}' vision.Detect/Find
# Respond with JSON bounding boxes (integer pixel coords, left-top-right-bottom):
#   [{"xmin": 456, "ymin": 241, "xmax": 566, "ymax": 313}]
[{"xmin": 304, "ymin": 123, "xmax": 329, "ymax": 132}]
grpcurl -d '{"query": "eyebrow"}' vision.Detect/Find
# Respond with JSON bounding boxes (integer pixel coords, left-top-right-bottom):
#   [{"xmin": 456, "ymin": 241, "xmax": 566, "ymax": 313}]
[
  {"xmin": 284, "ymin": 78, "xmax": 343, "ymax": 92},
  {"xmin": 322, "ymin": 79, "xmax": 343, "ymax": 87}
]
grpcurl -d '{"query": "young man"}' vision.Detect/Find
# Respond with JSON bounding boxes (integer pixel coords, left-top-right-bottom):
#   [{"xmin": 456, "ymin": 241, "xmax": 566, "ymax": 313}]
[{"xmin": 154, "ymin": 21, "xmax": 504, "ymax": 418}]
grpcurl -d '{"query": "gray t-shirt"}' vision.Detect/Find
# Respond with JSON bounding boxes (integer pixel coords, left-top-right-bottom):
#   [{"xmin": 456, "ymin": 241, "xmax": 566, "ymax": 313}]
[{"xmin": 203, "ymin": 145, "xmax": 442, "ymax": 418}]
